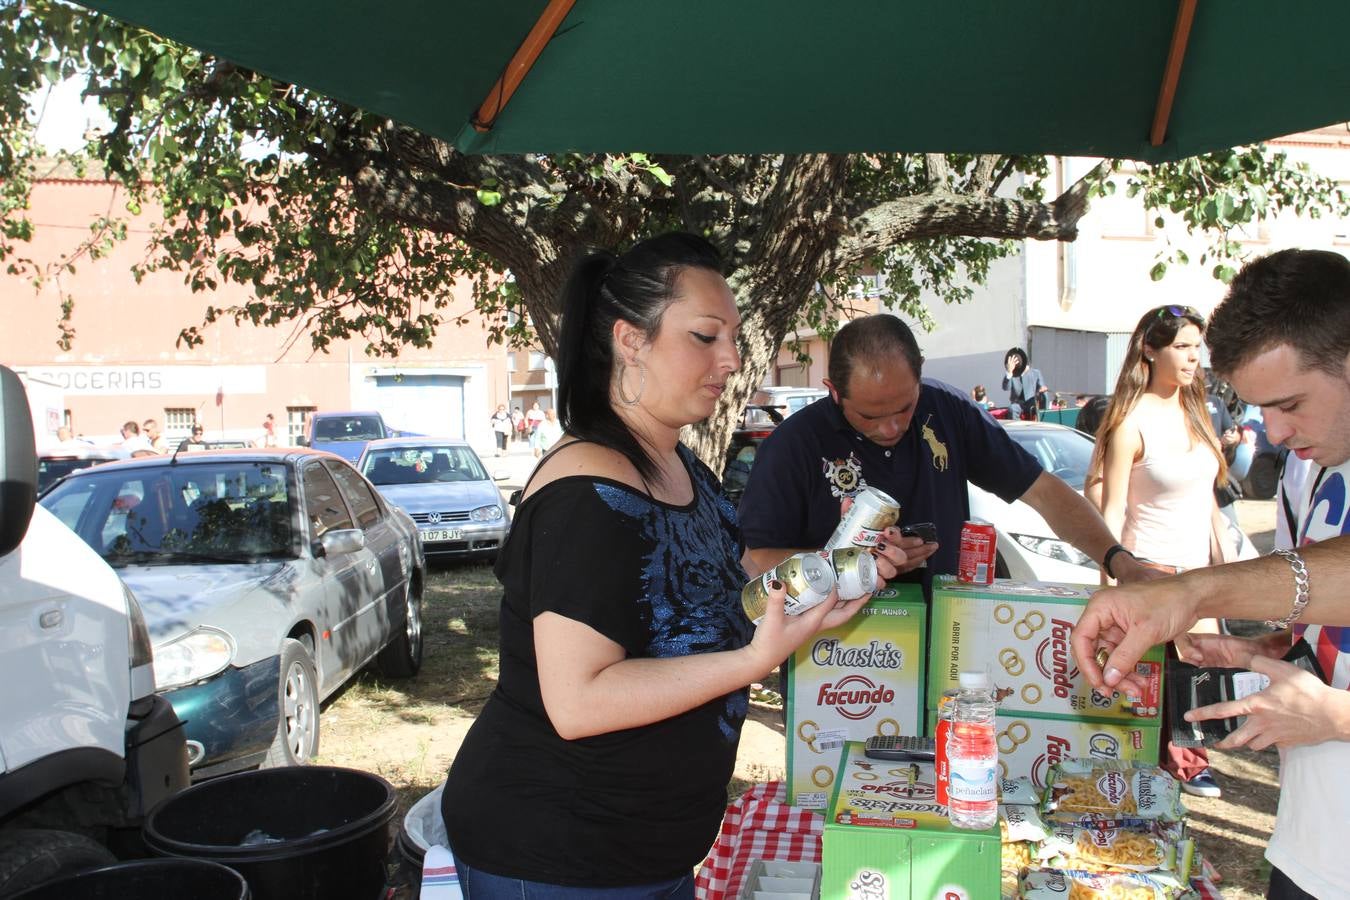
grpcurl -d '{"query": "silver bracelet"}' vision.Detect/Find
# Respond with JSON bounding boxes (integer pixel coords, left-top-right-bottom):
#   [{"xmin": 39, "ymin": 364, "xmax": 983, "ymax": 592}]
[{"xmin": 1264, "ymin": 548, "xmax": 1311, "ymax": 630}]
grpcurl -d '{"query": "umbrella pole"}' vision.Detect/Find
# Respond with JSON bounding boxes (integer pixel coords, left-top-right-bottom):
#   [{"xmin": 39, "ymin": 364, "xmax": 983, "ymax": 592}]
[
  {"xmin": 472, "ymin": 0, "xmax": 578, "ymax": 132},
  {"xmin": 1150, "ymin": 0, "xmax": 1198, "ymax": 147}
]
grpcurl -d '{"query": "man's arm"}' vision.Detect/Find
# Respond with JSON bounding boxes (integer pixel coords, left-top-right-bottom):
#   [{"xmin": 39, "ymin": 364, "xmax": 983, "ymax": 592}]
[
  {"xmin": 1017, "ymin": 470, "xmax": 1160, "ymax": 584},
  {"xmin": 1072, "ymin": 535, "xmax": 1350, "ymax": 689}
]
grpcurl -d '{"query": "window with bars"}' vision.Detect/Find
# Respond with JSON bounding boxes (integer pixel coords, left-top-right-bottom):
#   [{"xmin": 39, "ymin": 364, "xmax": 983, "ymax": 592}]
[
  {"xmin": 287, "ymin": 406, "xmax": 316, "ymax": 446},
  {"xmin": 164, "ymin": 408, "xmax": 196, "ymax": 443}
]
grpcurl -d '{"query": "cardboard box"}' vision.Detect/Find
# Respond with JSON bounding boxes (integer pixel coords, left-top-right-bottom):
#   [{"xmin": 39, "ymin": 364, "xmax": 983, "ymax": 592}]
[
  {"xmin": 924, "ymin": 709, "xmax": 1161, "ymax": 789},
  {"xmin": 929, "ymin": 577, "xmax": 1164, "ymax": 723},
  {"xmin": 821, "ymin": 741, "xmax": 999, "ymax": 900},
  {"xmin": 786, "ymin": 585, "xmax": 926, "ymax": 809}
]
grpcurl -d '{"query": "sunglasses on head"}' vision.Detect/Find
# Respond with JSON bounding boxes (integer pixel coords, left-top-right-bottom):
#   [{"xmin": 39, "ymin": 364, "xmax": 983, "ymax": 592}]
[{"xmin": 1155, "ymin": 304, "xmax": 1201, "ymax": 320}]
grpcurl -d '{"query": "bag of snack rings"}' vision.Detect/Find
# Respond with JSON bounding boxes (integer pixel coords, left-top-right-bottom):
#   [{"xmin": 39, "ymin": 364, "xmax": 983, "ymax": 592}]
[
  {"xmin": 1035, "ymin": 823, "xmax": 1196, "ymax": 879},
  {"xmin": 1041, "ymin": 759, "xmax": 1185, "ymax": 823},
  {"xmin": 1019, "ymin": 867, "xmax": 1196, "ymax": 899},
  {"xmin": 1002, "ymin": 804, "xmax": 1050, "ymax": 844},
  {"xmin": 1001, "ymin": 776, "xmax": 1041, "ymax": 807}
]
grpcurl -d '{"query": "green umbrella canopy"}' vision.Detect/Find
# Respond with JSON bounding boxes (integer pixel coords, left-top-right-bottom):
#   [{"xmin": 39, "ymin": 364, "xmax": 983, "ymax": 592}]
[{"xmin": 72, "ymin": 0, "xmax": 1350, "ymax": 161}]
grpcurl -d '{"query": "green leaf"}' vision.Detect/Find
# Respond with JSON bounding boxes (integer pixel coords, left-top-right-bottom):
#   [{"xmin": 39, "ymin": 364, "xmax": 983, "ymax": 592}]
[
  {"xmin": 646, "ymin": 164, "xmax": 673, "ymax": 187},
  {"xmin": 1149, "ymin": 262, "xmax": 1167, "ymax": 282},
  {"xmin": 475, "ymin": 189, "xmax": 502, "ymax": 207}
]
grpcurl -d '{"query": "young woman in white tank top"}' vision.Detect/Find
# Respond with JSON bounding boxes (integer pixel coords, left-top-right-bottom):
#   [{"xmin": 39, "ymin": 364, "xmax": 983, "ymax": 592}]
[{"xmin": 1088, "ymin": 304, "xmax": 1232, "ymax": 797}]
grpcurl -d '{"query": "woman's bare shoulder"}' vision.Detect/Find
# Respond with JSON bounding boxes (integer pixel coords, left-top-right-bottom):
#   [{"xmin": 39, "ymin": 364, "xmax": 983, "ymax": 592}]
[{"xmin": 522, "ymin": 439, "xmax": 644, "ymax": 501}]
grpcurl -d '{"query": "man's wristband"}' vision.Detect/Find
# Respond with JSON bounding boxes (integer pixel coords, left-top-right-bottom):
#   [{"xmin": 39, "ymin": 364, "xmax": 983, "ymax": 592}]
[
  {"xmin": 1264, "ymin": 548, "xmax": 1311, "ymax": 630},
  {"xmin": 1102, "ymin": 543, "xmax": 1134, "ymax": 579}
]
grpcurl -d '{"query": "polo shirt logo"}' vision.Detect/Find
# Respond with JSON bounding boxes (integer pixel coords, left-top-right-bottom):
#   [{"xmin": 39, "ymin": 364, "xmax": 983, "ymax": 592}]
[
  {"xmin": 922, "ymin": 415, "xmax": 949, "ymax": 472},
  {"xmin": 821, "ymin": 453, "xmax": 865, "ymax": 498}
]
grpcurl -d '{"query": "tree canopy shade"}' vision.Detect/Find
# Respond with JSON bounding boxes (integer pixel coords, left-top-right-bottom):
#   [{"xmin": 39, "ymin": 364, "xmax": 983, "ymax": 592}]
[
  {"xmin": 60, "ymin": 0, "xmax": 1350, "ymax": 163},
  {"xmin": 2, "ymin": 1, "xmax": 1348, "ymax": 471}
]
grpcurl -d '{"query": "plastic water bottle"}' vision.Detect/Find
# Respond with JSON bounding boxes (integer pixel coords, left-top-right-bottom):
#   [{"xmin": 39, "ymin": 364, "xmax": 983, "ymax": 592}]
[{"xmin": 947, "ymin": 670, "xmax": 998, "ymax": 830}]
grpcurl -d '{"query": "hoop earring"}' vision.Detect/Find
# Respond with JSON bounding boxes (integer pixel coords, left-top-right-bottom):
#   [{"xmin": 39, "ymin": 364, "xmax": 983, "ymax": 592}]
[{"xmin": 618, "ymin": 362, "xmax": 646, "ymax": 406}]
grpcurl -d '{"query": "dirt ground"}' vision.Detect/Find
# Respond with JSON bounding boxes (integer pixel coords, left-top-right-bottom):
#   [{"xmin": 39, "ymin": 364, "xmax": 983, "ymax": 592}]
[{"xmin": 317, "ymin": 496, "xmax": 1282, "ymax": 899}]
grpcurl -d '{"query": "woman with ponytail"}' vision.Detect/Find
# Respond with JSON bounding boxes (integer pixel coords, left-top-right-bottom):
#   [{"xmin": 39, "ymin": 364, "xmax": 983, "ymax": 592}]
[
  {"xmin": 1088, "ymin": 304, "xmax": 1233, "ymax": 799},
  {"xmin": 442, "ymin": 232, "xmax": 868, "ymax": 898}
]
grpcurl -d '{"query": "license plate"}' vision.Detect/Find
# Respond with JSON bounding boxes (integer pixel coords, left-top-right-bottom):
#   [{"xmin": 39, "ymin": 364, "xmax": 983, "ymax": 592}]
[{"xmin": 420, "ymin": 528, "xmax": 463, "ymax": 542}]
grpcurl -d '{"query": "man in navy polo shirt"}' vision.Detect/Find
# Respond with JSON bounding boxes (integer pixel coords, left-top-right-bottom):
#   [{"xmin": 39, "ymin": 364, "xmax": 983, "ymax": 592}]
[{"xmin": 739, "ymin": 315, "xmax": 1159, "ymax": 591}]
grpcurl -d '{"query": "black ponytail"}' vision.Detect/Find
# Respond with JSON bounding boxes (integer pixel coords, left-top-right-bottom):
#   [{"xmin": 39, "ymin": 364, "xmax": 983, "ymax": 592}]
[{"xmin": 555, "ymin": 232, "xmax": 723, "ymax": 486}]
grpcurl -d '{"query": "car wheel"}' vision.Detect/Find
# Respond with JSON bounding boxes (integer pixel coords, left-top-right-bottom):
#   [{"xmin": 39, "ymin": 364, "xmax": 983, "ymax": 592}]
[
  {"xmin": 263, "ymin": 638, "xmax": 320, "ymax": 768},
  {"xmin": 1245, "ymin": 453, "xmax": 1279, "ymax": 500},
  {"xmin": 0, "ymin": 829, "xmax": 116, "ymax": 895},
  {"xmin": 376, "ymin": 583, "xmax": 424, "ymax": 678}
]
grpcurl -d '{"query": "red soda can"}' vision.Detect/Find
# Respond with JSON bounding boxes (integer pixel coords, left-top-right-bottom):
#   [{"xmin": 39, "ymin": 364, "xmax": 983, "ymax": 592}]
[
  {"xmin": 957, "ymin": 519, "xmax": 997, "ymax": 584},
  {"xmin": 934, "ymin": 689, "xmax": 959, "ymax": 806}
]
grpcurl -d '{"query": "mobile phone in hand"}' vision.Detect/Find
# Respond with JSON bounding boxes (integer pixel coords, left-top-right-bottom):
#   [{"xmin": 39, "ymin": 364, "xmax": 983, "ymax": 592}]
[{"xmin": 899, "ymin": 522, "xmax": 938, "ymax": 544}]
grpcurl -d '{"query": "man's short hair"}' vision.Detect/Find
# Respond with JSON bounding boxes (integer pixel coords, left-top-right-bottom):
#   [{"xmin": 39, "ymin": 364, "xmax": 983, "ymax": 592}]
[
  {"xmin": 122, "ymin": 420, "xmax": 140, "ymax": 435},
  {"xmin": 828, "ymin": 315, "xmax": 924, "ymax": 398},
  {"xmin": 1209, "ymin": 249, "xmax": 1350, "ymax": 378},
  {"xmin": 191, "ymin": 424, "xmax": 204, "ymax": 434}
]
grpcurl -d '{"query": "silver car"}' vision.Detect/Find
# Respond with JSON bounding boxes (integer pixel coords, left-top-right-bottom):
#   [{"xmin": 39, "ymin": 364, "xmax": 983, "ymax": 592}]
[
  {"xmin": 39, "ymin": 449, "xmax": 426, "ymax": 778},
  {"xmin": 358, "ymin": 438, "xmax": 510, "ymax": 562}
]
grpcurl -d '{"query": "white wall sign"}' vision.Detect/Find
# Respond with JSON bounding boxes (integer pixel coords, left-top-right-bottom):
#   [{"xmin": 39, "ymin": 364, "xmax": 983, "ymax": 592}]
[{"xmin": 20, "ymin": 366, "xmax": 266, "ymax": 396}]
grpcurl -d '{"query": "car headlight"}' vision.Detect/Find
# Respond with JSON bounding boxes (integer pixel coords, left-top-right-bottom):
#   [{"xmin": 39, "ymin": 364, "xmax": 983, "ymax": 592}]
[
  {"xmin": 153, "ymin": 627, "xmax": 236, "ymax": 692},
  {"xmin": 470, "ymin": 504, "xmax": 503, "ymax": 522},
  {"xmin": 1011, "ymin": 533, "xmax": 1097, "ymax": 568}
]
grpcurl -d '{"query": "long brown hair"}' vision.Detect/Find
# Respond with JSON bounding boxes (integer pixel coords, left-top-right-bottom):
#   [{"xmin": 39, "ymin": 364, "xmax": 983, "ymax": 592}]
[{"xmin": 1089, "ymin": 305, "xmax": 1227, "ymax": 489}]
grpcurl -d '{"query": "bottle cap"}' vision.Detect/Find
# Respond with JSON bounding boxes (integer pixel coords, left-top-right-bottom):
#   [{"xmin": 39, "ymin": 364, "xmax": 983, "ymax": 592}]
[{"xmin": 958, "ymin": 670, "xmax": 991, "ymax": 690}]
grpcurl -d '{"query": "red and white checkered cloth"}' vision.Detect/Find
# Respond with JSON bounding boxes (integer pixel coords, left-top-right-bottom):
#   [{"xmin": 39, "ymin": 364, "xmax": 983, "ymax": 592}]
[
  {"xmin": 694, "ymin": 781, "xmax": 1225, "ymax": 899},
  {"xmin": 695, "ymin": 782, "xmax": 819, "ymax": 900}
]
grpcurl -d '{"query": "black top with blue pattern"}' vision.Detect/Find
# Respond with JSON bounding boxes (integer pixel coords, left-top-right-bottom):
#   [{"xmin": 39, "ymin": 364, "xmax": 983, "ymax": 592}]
[{"xmin": 442, "ymin": 443, "xmax": 753, "ymax": 886}]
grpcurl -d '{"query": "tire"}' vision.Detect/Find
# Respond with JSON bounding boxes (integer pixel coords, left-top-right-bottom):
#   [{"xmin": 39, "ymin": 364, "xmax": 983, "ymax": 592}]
[
  {"xmin": 376, "ymin": 583, "xmax": 424, "ymax": 678},
  {"xmin": 1245, "ymin": 453, "xmax": 1279, "ymax": 500},
  {"xmin": 262, "ymin": 638, "xmax": 320, "ymax": 768},
  {"xmin": 0, "ymin": 829, "xmax": 116, "ymax": 896}
]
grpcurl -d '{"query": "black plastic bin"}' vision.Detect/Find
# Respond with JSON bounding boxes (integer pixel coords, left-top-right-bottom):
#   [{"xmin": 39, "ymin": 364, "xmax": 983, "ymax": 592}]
[
  {"xmin": 144, "ymin": 766, "xmax": 397, "ymax": 900},
  {"xmin": 10, "ymin": 858, "xmax": 249, "ymax": 899}
]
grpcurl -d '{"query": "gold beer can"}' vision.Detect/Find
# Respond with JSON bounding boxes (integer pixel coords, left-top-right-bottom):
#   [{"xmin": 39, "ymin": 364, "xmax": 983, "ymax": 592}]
[
  {"xmin": 820, "ymin": 547, "xmax": 879, "ymax": 601},
  {"xmin": 741, "ymin": 552, "xmax": 838, "ymax": 623},
  {"xmin": 823, "ymin": 486, "xmax": 901, "ymax": 551}
]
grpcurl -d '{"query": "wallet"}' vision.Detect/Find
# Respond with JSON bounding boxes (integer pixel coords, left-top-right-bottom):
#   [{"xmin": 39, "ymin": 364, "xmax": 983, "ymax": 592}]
[{"xmin": 1165, "ymin": 638, "xmax": 1326, "ymax": 748}]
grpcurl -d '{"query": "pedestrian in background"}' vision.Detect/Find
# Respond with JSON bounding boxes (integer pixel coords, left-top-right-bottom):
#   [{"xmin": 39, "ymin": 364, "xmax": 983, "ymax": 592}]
[
  {"xmin": 258, "ymin": 413, "xmax": 279, "ymax": 448},
  {"xmin": 511, "ymin": 406, "xmax": 526, "ymax": 444},
  {"xmin": 532, "ymin": 407, "xmax": 563, "ymax": 457},
  {"xmin": 1002, "ymin": 347, "xmax": 1049, "ymax": 419},
  {"xmin": 177, "ymin": 423, "xmax": 207, "ymax": 453},
  {"xmin": 490, "ymin": 404, "xmax": 512, "ymax": 456},
  {"xmin": 142, "ymin": 418, "xmax": 168, "ymax": 453},
  {"xmin": 1087, "ymin": 303, "xmax": 1232, "ymax": 799}
]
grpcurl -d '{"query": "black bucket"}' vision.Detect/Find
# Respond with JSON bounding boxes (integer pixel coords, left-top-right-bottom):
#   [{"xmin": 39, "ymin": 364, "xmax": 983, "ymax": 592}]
[
  {"xmin": 9, "ymin": 858, "xmax": 249, "ymax": 900},
  {"xmin": 395, "ymin": 827, "xmax": 426, "ymax": 897},
  {"xmin": 144, "ymin": 766, "xmax": 397, "ymax": 900}
]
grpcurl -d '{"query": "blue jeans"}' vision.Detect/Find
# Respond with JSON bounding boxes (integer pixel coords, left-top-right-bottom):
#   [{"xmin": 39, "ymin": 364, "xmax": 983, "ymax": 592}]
[{"xmin": 451, "ymin": 855, "xmax": 695, "ymax": 900}]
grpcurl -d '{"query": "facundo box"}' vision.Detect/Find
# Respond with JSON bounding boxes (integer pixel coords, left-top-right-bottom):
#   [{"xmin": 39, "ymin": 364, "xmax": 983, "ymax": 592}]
[
  {"xmin": 786, "ymin": 585, "xmax": 926, "ymax": 810},
  {"xmin": 926, "ymin": 577, "xmax": 1164, "ymax": 787},
  {"xmin": 928, "ymin": 577, "xmax": 1164, "ymax": 722},
  {"xmin": 820, "ymin": 741, "xmax": 998, "ymax": 900}
]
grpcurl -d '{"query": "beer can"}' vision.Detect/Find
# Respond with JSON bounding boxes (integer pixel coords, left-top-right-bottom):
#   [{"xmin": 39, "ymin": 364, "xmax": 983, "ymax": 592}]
[
  {"xmin": 741, "ymin": 552, "xmax": 838, "ymax": 623},
  {"xmin": 956, "ymin": 518, "xmax": 997, "ymax": 584},
  {"xmin": 824, "ymin": 486, "xmax": 901, "ymax": 551},
  {"xmin": 819, "ymin": 547, "xmax": 878, "ymax": 601}
]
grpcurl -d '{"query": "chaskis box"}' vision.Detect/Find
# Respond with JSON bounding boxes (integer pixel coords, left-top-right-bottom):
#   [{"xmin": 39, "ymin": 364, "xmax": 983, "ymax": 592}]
[
  {"xmin": 821, "ymin": 741, "xmax": 999, "ymax": 900},
  {"xmin": 928, "ymin": 577, "xmax": 1165, "ymax": 723},
  {"xmin": 786, "ymin": 585, "xmax": 926, "ymax": 810},
  {"xmin": 923, "ymin": 709, "xmax": 1161, "ymax": 789}
]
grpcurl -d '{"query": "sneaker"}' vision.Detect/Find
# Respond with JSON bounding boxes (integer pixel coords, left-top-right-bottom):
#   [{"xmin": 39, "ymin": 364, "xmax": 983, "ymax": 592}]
[{"xmin": 1181, "ymin": 769, "xmax": 1222, "ymax": 798}]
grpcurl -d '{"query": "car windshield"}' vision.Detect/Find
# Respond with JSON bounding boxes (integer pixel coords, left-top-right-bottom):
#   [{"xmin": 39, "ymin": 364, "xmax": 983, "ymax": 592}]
[
  {"xmin": 40, "ymin": 461, "xmax": 295, "ymax": 565},
  {"xmin": 314, "ymin": 416, "xmax": 383, "ymax": 442},
  {"xmin": 361, "ymin": 446, "xmax": 489, "ymax": 485},
  {"xmin": 1005, "ymin": 426, "xmax": 1094, "ymax": 490}
]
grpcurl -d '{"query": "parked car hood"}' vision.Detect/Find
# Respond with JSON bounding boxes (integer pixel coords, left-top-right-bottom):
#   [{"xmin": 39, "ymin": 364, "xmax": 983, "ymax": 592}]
[
  {"xmin": 119, "ymin": 562, "xmax": 291, "ymax": 649},
  {"xmin": 374, "ymin": 480, "xmax": 503, "ymax": 514}
]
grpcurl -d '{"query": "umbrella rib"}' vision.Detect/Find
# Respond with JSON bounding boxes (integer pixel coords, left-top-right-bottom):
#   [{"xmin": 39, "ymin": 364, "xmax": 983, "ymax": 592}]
[
  {"xmin": 1149, "ymin": 0, "xmax": 1198, "ymax": 147},
  {"xmin": 472, "ymin": 0, "xmax": 579, "ymax": 133}
]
